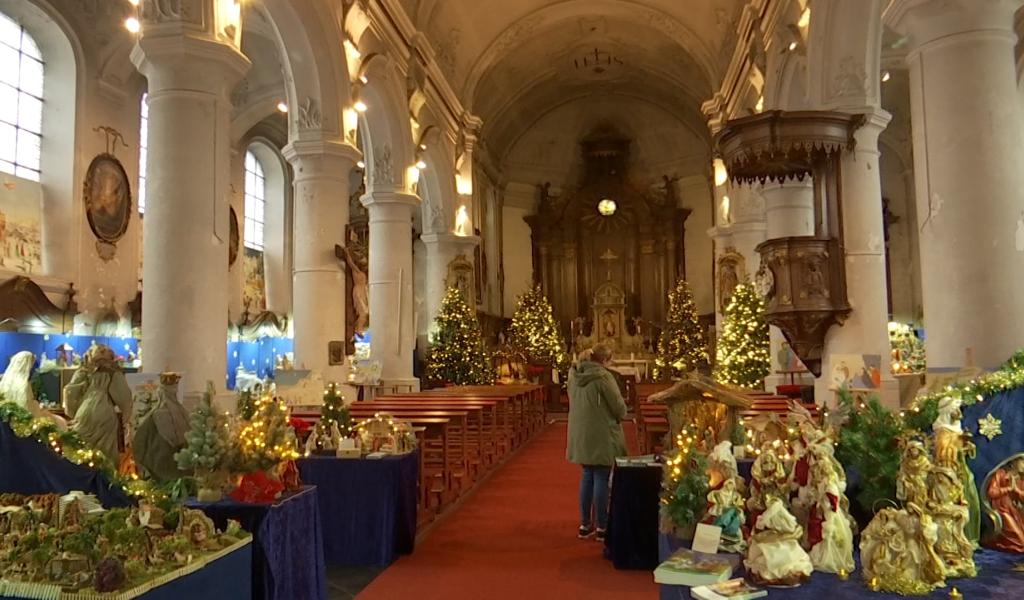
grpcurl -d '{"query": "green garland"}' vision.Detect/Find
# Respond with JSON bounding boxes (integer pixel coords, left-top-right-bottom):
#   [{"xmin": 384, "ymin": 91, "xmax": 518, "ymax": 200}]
[
  {"xmin": 0, "ymin": 400, "xmax": 168, "ymax": 504},
  {"xmin": 907, "ymin": 350, "xmax": 1024, "ymax": 430}
]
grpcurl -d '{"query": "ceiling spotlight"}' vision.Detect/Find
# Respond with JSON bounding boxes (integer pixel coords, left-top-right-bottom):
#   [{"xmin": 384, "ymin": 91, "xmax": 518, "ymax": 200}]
[
  {"xmin": 357, "ymin": 160, "xmax": 365, "ymax": 169},
  {"xmin": 276, "ymin": 101, "xmax": 288, "ymax": 113},
  {"xmin": 415, "ymin": 160, "xmax": 427, "ymax": 170},
  {"xmin": 797, "ymin": 7, "xmax": 810, "ymax": 29},
  {"xmin": 881, "ymin": 71, "xmax": 891, "ymax": 83},
  {"xmin": 124, "ymin": 17, "xmax": 141, "ymax": 33},
  {"xmin": 788, "ymin": 41, "xmax": 798, "ymax": 51},
  {"xmin": 359, "ymin": 75, "xmax": 368, "ymax": 84},
  {"xmin": 354, "ymin": 100, "xmax": 368, "ymax": 112},
  {"xmin": 128, "ymin": 0, "xmax": 140, "ymax": 5}
]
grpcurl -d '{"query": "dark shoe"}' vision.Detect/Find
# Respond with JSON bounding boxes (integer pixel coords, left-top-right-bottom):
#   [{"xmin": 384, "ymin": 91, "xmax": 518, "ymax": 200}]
[
  {"xmin": 595, "ymin": 528, "xmax": 607, "ymax": 542},
  {"xmin": 577, "ymin": 525, "xmax": 595, "ymax": 539}
]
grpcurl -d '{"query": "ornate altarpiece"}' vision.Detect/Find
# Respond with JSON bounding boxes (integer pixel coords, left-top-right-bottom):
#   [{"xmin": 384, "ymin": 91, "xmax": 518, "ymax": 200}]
[{"xmin": 526, "ymin": 129, "xmax": 690, "ymax": 354}]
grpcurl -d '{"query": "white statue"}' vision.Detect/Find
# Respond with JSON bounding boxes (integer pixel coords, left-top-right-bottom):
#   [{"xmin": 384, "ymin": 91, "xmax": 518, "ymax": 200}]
[{"xmin": 0, "ymin": 351, "xmax": 66, "ymax": 429}]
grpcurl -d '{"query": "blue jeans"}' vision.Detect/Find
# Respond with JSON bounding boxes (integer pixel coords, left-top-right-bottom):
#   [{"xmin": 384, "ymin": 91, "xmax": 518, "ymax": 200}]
[{"xmin": 580, "ymin": 465, "xmax": 612, "ymax": 529}]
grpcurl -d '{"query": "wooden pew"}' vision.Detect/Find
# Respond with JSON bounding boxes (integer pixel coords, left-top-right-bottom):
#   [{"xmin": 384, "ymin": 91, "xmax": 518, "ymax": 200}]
[
  {"xmin": 635, "ymin": 401, "xmax": 669, "ymax": 454},
  {"xmin": 361, "ymin": 399, "xmax": 501, "ymax": 467}
]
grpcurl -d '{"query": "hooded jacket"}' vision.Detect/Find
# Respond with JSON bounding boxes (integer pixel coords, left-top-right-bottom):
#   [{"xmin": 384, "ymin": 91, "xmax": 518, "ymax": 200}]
[{"xmin": 566, "ymin": 360, "xmax": 628, "ymax": 466}]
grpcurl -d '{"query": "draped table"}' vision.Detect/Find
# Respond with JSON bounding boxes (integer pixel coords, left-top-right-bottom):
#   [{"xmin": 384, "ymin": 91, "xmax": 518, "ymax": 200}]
[
  {"xmin": 297, "ymin": 451, "xmax": 418, "ymax": 566},
  {"xmin": 186, "ymin": 485, "xmax": 326, "ymax": 600}
]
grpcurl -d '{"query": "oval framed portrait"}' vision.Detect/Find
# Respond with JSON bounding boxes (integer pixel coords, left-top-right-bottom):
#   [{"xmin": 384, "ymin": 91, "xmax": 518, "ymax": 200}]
[
  {"xmin": 83, "ymin": 153, "xmax": 131, "ymax": 243},
  {"xmin": 229, "ymin": 206, "xmax": 240, "ymax": 267}
]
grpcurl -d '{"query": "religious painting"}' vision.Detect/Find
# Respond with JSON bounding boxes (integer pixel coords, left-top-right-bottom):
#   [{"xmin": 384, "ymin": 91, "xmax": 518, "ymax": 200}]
[
  {"xmin": 982, "ymin": 453, "xmax": 1024, "ymax": 553},
  {"xmin": 228, "ymin": 206, "xmax": 240, "ymax": 267},
  {"xmin": 83, "ymin": 154, "xmax": 131, "ymax": 243},
  {"xmin": 242, "ymin": 247, "xmax": 266, "ymax": 311},
  {"xmin": 828, "ymin": 354, "xmax": 881, "ymax": 390},
  {"xmin": 0, "ymin": 182, "xmax": 42, "ymax": 274},
  {"xmin": 327, "ymin": 341, "xmax": 346, "ymax": 366}
]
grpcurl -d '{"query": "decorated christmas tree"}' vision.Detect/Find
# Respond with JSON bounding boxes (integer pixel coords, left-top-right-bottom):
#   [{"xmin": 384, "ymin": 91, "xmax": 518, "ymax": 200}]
[
  {"xmin": 507, "ymin": 285, "xmax": 567, "ymax": 370},
  {"xmin": 425, "ymin": 286, "xmax": 495, "ymax": 385},
  {"xmin": 315, "ymin": 382, "xmax": 352, "ymax": 438},
  {"xmin": 714, "ymin": 283, "xmax": 770, "ymax": 388},
  {"xmin": 233, "ymin": 390, "xmax": 300, "ymax": 473},
  {"xmin": 174, "ymin": 382, "xmax": 231, "ymax": 475},
  {"xmin": 661, "ymin": 428, "xmax": 710, "ymax": 529},
  {"xmin": 654, "ymin": 277, "xmax": 708, "ymax": 379}
]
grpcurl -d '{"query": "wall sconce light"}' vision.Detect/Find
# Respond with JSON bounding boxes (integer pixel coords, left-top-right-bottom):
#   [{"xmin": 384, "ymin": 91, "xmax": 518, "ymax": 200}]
[
  {"xmin": 755, "ymin": 95, "xmax": 764, "ymax": 113},
  {"xmin": 797, "ymin": 7, "xmax": 810, "ymax": 29},
  {"xmin": 124, "ymin": 17, "xmax": 141, "ymax": 33},
  {"xmin": 354, "ymin": 100, "xmax": 368, "ymax": 113},
  {"xmin": 881, "ymin": 71, "xmax": 891, "ymax": 83},
  {"xmin": 415, "ymin": 159, "xmax": 427, "ymax": 170},
  {"xmin": 454, "ymin": 205, "xmax": 471, "ymax": 236},
  {"xmin": 276, "ymin": 101, "xmax": 288, "ymax": 113},
  {"xmin": 455, "ymin": 173, "xmax": 472, "ymax": 196},
  {"xmin": 343, "ymin": 39, "xmax": 361, "ymax": 60},
  {"xmin": 356, "ymin": 160, "xmax": 365, "ymax": 169},
  {"xmin": 343, "ymin": 108, "xmax": 359, "ymax": 141}
]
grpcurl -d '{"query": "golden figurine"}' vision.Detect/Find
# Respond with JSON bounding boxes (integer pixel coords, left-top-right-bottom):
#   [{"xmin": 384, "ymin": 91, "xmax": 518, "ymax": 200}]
[
  {"xmin": 744, "ymin": 497, "xmax": 813, "ymax": 586},
  {"xmin": 949, "ymin": 587, "xmax": 963, "ymax": 600},
  {"xmin": 747, "ymin": 443, "xmax": 789, "ymax": 522},
  {"xmin": 860, "ymin": 503, "xmax": 946, "ymax": 595},
  {"xmin": 927, "ymin": 466, "xmax": 977, "ymax": 578},
  {"xmin": 897, "ymin": 438, "xmax": 932, "ymax": 507},
  {"xmin": 837, "ymin": 568, "xmax": 848, "ymax": 581},
  {"xmin": 932, "ymin": 396, "xmax": 981, "ymax": 543}
]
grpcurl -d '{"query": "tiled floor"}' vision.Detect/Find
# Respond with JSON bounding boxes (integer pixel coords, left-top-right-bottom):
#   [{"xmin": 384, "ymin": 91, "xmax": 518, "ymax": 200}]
[{"xmin": 326, "ymin": 565, "xmax": 384, "ymax": 599}]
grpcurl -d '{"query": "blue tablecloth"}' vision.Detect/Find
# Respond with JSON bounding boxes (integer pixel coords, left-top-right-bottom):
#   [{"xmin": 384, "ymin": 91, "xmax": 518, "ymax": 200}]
[
  {"xmin": 658, "ymin": 531, "xmax": 1024, "ymax": 599},
  {"xmin": 0, "ymin": 540, "xmax": 252, "ymax": 600},
  {"xmin": 0, "ymin": 419, "xmax": 131, "ymax": 507},
  {"xmin": 187, "ymin": 485, "xmax": 326, "ymax": 600},
  {"xmin": 297, "ymin": 451, "xmax": 418, "ymax": 567}
]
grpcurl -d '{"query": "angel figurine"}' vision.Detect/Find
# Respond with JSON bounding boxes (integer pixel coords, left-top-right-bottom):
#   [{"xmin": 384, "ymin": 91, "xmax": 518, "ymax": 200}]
[
  {"xmin": 927, "ymin": 465, "xmax": 977, "ymax": 578},
  {"xmin": 932, "ymin": 396, "xmax": 980, "ymax": 543},
  {"xmin": 744, "ymin": 497, "xmax": 813, "ymax": 586},
  {"xmin": 63, "ymin": 344, "xmax": 132, "ymax": 462},
  {"xmin": 806, "ymin": 450, "xmax": 854, "ymax": 573}
]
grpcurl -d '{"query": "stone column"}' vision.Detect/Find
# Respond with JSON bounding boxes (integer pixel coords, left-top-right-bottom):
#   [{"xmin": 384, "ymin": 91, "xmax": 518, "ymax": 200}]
[
  {"xmin": 362, "ymin": 191, "xmax": 420, "ymax": 388},
  {"xmin": 420, "ymin": 232, "xmax": 480, "ymax": 339},
  {"xmin": 131, "ymin": 15, "xmax": 250, "ymax": 397},
  {"xmin": 762, "ymin": 181, "xmax": 815, "ymax": 392},
  {"xmin": 818, "ymin": 112, "xmax": 899, "ymax": 407},
  {"xmin": 888, "ymin": 0, "xmax": 1024, "ymax": 370},
  {"xmin": 283, "ymin": 139, "xmax": 361, "ymax": 381}
]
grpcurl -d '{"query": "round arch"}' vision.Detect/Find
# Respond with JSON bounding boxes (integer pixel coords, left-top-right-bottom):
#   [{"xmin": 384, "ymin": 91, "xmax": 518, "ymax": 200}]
[{"xmin": 357, "ymin": 54, "xmax": 415, "ymax": 194}]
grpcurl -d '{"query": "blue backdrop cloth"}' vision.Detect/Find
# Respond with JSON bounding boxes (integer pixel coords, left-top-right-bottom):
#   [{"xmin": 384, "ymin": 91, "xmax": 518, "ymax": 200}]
[
  {"xmin": 0, "ymin": 419, "xmax": 132, "ymax": 507},
  {"xmin": 659, "ymin": 531, "xmax": 1024, "ymax": 599},
  {"xmin": 186, "ymin": 485, "xmax": 326, "ymax": 600},
  {"xmin": 0, "ymin": 542, "xmax": 252, "ymax": 600},
  {"xmin": 963, "ymin": 387, "xmax": 1024, "ymax": 493},
  {"xmin": 297, "ymin": 451, "xmax": 418, "ymax": 567}
]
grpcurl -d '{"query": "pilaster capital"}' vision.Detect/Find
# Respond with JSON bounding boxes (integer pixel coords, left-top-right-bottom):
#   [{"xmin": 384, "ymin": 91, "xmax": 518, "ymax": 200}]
[
  {"xmin": 131, "ymin": 33, "xmax": 250, "ymax": 94},
  {"xmin": 849, "ymin": 109, "xmax": 892, "ymax": 149},
  {"xmin": 282, "ymin": 138, "xmax": 362, "ymax": 178},
  {"xmin": 885, "ymin": 0, "xmax": 1023, "ymax": 53},
  {"xmin": 360, "ymin": 190, "xmax": 421, "ymax": 211}
]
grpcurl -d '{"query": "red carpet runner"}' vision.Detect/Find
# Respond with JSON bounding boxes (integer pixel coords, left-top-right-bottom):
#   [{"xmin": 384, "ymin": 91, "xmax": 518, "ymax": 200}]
[{"xmin": 359, "ymin": 421, "xmax": 656, "ymax": 599}]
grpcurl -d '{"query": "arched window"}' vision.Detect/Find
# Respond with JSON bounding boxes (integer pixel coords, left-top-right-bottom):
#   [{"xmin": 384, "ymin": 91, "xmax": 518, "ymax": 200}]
[
  {"xmin": 138, "ymin": 93, "xmax": 148, "ymax": 214},
  {"xmin": 244, "ymin": 150, "xmax": 265, "ymax": 251},
  {"xmin": 0, "ymin": 12, "xmax": 43, "ymax": 181}
]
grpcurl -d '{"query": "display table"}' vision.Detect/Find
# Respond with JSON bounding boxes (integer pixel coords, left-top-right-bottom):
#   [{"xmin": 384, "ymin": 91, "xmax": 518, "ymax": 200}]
[
  {"xmin": 605, "ymin": 463, "xmax": 662, "ymax": 570},
  {"xmin": 0, "ymin": 420, "xmax": 131, "ymax": 507},
  {"xmin": 297, "ymin": 451, "xmax": 418, "ymax": 566},
  {"xmin": 0, "ymin": 538, "xmax": 252, "ymax": 600},
  {"xmin": 186, "ymin": 485, "xmax": 325, "ymax": 600},
  {"xmin": 658, "ymin": 531, "xmax": 1024, "ymax": 599}
]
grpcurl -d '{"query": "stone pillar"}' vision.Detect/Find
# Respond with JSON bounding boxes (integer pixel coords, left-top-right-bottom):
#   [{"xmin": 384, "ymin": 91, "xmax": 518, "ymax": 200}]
[
  {"xmin": 762, "ymin": 181, "xmax": 815, "ymax": 392},
  {"xmin": 888, "ymin": 0, "xmax": 1024, "ymax": 370},
  {"xmin": 818, "ymin": 112, "xmax": 898, "ymax": 407},
  {"xmin": 283, "ymin": 139, "xmax": 361, "ymax": 381},
  {"xmin": 362, "ymin": 191, "xmax": 420, "ymax": 388},
  {"xmin": 131, "ymin": 15, "xmax": 250, "ymax": 397},
  {"xmin": 420, "ymin": 232, "xmax": 480, "ymax": 340}
]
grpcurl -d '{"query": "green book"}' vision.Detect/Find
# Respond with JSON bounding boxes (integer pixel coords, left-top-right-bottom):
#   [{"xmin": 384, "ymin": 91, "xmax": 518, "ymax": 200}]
[{"xmin": 653, "ymin": 549, "xmax": 738, "ymax": 586}]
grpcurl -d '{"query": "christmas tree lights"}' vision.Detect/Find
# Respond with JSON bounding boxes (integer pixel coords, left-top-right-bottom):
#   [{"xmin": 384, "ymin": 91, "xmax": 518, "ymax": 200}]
[
  {"xmin": 232, "ymin": 388, "xmax": 300, "ymax": 472},
  {"xmin": 507, "ymin": 285, "xmax": 567, "ymax": 370},
  {"xmin": 888, "ymin": 322, "xmax": 926, "ymax": 374},
  {"xmin": 425, "ymin": 286, "xmax": 495, "ymax": 385},
  {"xmin": 714, "ymin": 282, "xmax": 770, "ymax": 388},
  {"xmin": 654, "ymin": 277, "xmax": 708, "ymax": 379},
  {"xmin": 316, "ymin": 382, "xmax": 352, "ymax": 438},
  {"xmin": 661, "ymin": 427, "xmax": 709, "ymax": 529}
]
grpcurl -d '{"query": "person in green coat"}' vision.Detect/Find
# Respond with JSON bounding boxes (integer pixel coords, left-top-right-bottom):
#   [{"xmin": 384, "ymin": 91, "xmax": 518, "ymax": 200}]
[{"xmin": 567, "ymin": 344, "xmax": 627, "ymax": 540}]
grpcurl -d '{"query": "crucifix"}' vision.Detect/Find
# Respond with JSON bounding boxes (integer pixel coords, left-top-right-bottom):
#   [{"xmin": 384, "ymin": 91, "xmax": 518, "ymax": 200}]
[{"xmin": 599, "ymin": 248, "xmax": 619, "ymax": 282}]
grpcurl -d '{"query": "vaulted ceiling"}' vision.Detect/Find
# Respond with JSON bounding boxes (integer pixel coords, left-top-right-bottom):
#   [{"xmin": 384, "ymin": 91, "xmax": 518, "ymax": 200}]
[{"xmin": 398, "ymin": 0, "xmax": 746, "ymax": 160}]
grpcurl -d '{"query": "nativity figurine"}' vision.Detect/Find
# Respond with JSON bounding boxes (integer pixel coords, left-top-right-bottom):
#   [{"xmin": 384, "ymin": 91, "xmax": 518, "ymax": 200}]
[
  {"xmin": 897, "ymin": 438, "xmax": 932, "ymax": 507},
  {"xmin": 860, "ymin": 504, "xmax": 946, "ymax": 595},
  {"xmin": 927, "ymin": 465, "xmax": 977, "ymax": 578},
  {"xmin": 806, "ymin": 445, "xmax": 855, "ymax": 574},
  {"xmin": 63, "ymin": 344, "xmax": 132, "ymax": 462},
  {"xmin": 744, "ymin": 497, "xmax": 813, "ymax": 586},
  {"xmin": 132, "ymin": 372, "xmax": 190, "ymax": 481},
  {"xmin": 747, "ymin": 443, "xmax": 789, "ymax": 523},
  {"xmin": 932, "ymin": 395, "xmax": 980, "ymax": 543},
  {"xmin": 0, "ymin": 351, "xmax": 66, "ymax": 429},
  {"xmin": 705, "ymin": 477, "xmax": 746, "ymax": 553},
  {"xmin": 983, "ymin": 454, "xmax": 1024, "ymax": 553}
]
